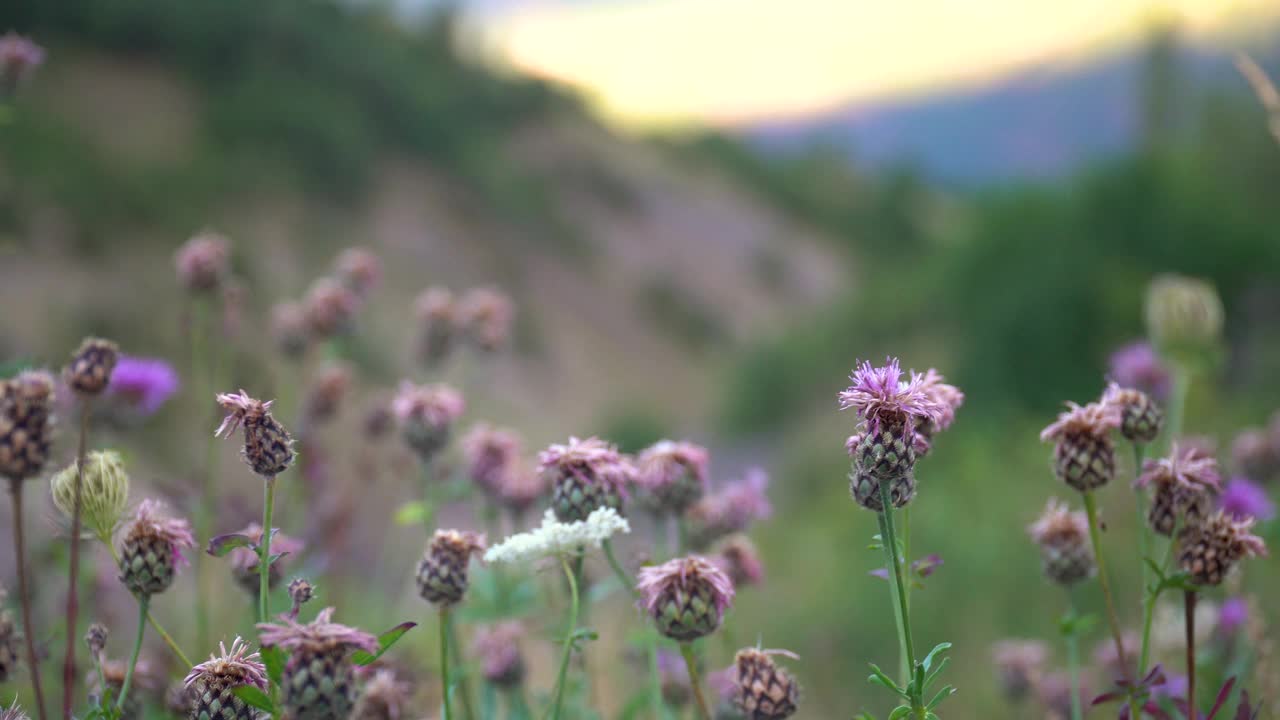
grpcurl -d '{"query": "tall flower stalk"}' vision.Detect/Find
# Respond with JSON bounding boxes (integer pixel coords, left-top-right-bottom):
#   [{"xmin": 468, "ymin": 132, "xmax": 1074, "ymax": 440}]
[
  {"xmin": 440, "ymin": 608, "xmax": 456, "ymax": 720},
  {"xmin": 548, "ymin": 556, "xmax": 581, "ymax": 720},
  {"xmin": 114, "ymin": 596, "xmax": 149, "ymax": 711}
]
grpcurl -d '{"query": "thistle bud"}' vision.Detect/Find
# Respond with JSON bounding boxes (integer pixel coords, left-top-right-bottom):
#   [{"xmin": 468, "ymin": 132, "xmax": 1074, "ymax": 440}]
[
  {"xmin": 1028, "ymin": 499, "xmax": 1095, "ymax": 586},
  {"xmin": 271, "ymin": 301, "xmax": 310, "ymax": 360},
  {"xmin": 498, "ymin": 465, "xmax": 547, "ymax": 522},
  {"xmin": 637, "ymin": 556, "xmax": 735, "ymax": 642},
  {"xmin": 183, "ymin": 637, "xmax": 268, "ymax": 720},
  {"xmin": 117, "ymin": 500, "xmax": 195, "ymax": 597},
  {"xmin": 174, "ymin": 231, "xmax": 230, "ymax": 294},
  {"xmin": 1231, "ymin": 428, "xmax": 1280, "ymax": 484},
  {"xmin": 0, "ymin": 370, "xmax": 56, "ymax": 481},
  {"xmin": 1177, "ymin": 510, "xmax": 1267, "ymax": 586},
  {"xmin": 304, "ymin": 277, "xmax": 359, "ymax": 340},
  {"xmin": 1040, "ymin": 400, "xmax": 1121, "ymax": 492},
  {"xmin": 288, "ymin": 578, "xmax": 316, "ymax": 615},
  {"xmin": 635, "ymin": 440, "xmax": 709, "ymax": 515},
  {"xmin": 0, "ymin": 590, "xmax": 18, "ymax": 683},
  {"xmin": 257, "ymin": 608, "xmax": 378, "ymax": 720},
  {"xmin": 733, "ymin": 648, "xmax": 800, "ymax": 720},
  {"xmin": 64, "ymin": 337, "xmax": 119, "ymax": 397},
  {"xmin": 215, "ymin": 391, "xmax": 295, "ymax": 478},
  {"xmin": 1145, "ymin": 274, "xmax": 1224, "ymax": 365},
  {"xmin": 712, "ymin": 534, "xmax": 765, "ymax": 589},
  {"xmin": 991, "ymin": 640, "xmax": 1047, "ymax": 701},
  {"xmin": 1101, "ymin": 383, "xmax": 1163, "ymax": 445},
  {"xmin": 1108, "ymin": 341, "xmax": 1172, "ymax": 402},
  {"xmin": 51, "ymin": 450, "xmax": 130, "ymax": 542},
  {"xmin": 416, "ymin": 530, "xmax": 486, "ymax": 607},
  {"xmin": 334, "ymin": 247, "xmax": 382, "ymax": 299},
  {"xmin": 350, "ymin": 669, "xmax": 409, "ymax": 720},
  {"xmin": 540, "ymin": 436, "xmax": 631, "ymax": 522},
  {"xmin": 461, "ymin": 423, "xmax": 522, "ymax": 499},
  {"xmin": 303, "ymin": 364, "xmax": 351, "ymax": 427},
  {"xmin": 472, "ymin": 621, "xmax": 526, "ymax": 688},
  {"xmin": 458, "ymin": 286, "xmax": 514, "ymax": 352},
  {"xmin": 84, "ymin": 623, "xmax": 107, "ymax": 661},
  {"xmin": 1136, "ymin": 445, "xmax": 1221, "ymax": 536},
  {"xmin": 391, "ymin": 382, "xmax": 464, "ymax": 463},
  {"xmin": 414, "ymin": 288, "xmax": 457, "ymax": 368}
]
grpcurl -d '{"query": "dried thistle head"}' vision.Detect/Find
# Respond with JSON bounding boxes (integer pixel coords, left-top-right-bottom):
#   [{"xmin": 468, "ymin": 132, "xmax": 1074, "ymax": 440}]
[
  {"xmin": 174, "ymin": 230, "xmax": 230, "ymax": 294},
  {"xmin": 288, "ymin": 578, "xmax": 316, "ymax": 612},
  {"xmin": 334, "ymin": 247, "xmax": 382, "ymax": 298},
  {"xmin": 1040, "ymin": 400, "xmax": 1121, "ymax": 491},
  {"xmin": 227, "ymin": 523, "xmax": 304, "ymax": 595},
  {"xmin": 733, "ymin": 648, "xmax": 800, "ymax": 720},
  {"xmin": 1177, "ymin": 510, "xmax": 1268, "ymax": 586},
  {"xmin": 991, "ymin": 639, "xmax": 1047, "ymax": 701},
  {"xmin": 636, "ymin": 555, "xmax": 735, "ymax": 641},
  {"xmin": 540, "ymin": 436, "xmax": 632, "ymax": 522},
  {"xmin": 64, "ymin": 337, "xmax": 119, "ymax": 397},
  {"xmin": 84, "ymin": 623, "xmax": 108, "ymax": 660},
  {"xmin": 416, "ymin": 530, "xmax": 486, "ymax": 607},
  {"xmin": 472, "ymin": 621, "xmax": 526, "ymax": 687},
  {"xmin": 1137, "ymin": 444, "xmax": 1222, "ymax": 535},
  {"xmin": 215, "ymin": 390, "xmax": 295, "ymax": 478},
  {"xmin": 392, "ymin": 381, "xmax": 465, "ymax": 461},
  {"xmin": 458, "ymin": 286, "xmax": 514, "ymax": 352},
  {"xmin": 50, "ymin": 450, "xmax": 130, "ymax": 542},
  {"xmin": 635, "ymin": 440, "xmax": 710, "ymax": 515},
  {"xmin": 461, "ymin": 423, "xmax": 522, "ymax": 498},
  {"xmin": 271, "ymin": 301, "xmax": 311, "ymax": 360},
  {"xmin": 0, "ymin": 369, "xmax": 56, "ymax": 481},
  {"xmin": 1101, "ymin": 382, "xmax": 1163, "ymax": 445},
  {"xmin": 117, "ymin": 499, "xmax": 196, "ymax": 597},
  {"xmin": 1027, "ymin": 498, "xmax": 1094, "ymax": 586},
  {"xmin": 183, "ymin": 635, "xmax": 268, "ymax": 691},
  {"xmin": 304, "ymin": 277, "xmax": 360, "ymax": 340},
  {"xmin": 839, "ymin": 358, "xmax": 945, "ymax": 441}
]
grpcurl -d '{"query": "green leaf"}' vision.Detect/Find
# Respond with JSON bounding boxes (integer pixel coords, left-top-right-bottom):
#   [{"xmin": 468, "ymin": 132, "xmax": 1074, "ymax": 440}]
[
  {"xmin": 926, "ymin": 685, "xmax": 956, "ymax": 710},
  {"xmin": 394, "ymin": 501, "xmax": 428, "ymax": 526},
  {"xmin": 867, "ymin": 663, "xmax": 909, "ymax": 698},
  {"xmin": 923, "ymin": 657, "xmax": 950, "ymax": 691},
  {"xmin": 888, "ymin": 705, "xmax": 913, "ymax": 720},
  {"xmin": 232, "ymin": 685, "xmax": 276, "ymax": 714},
  {"xmin": 206, "ymin": 532, "xmax": 255, "ymax": 557},
  {"xmin": 352, "ymin": 621, "xmax": 418, "ymax": 665},
  {"xmin": 571, "ymin": 628, "xmax": 600, "ymax": 643},
  {"xmin": 261, "ymin": 646, "xmax": 287, "ymax": 687},
  {"xmin": 921, "ymin": 642, "xmax": 951, "ymax": 674}
]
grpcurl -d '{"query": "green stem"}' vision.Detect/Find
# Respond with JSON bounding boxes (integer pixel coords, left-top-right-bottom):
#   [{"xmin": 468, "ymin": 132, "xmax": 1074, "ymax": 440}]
[
  {"xmin": 441, "ymin": 607, "xmax": 454, "ymax": 720},
  {"xmin": 506, "ymin": 687, "xmax": 531, "ymax": 720},
  {"xmin": 546, "ymin": 556, "xmax": 580, "ymax": 720},
  {"xmin": 9, "ymin": 478, "xmax": 49, "ymax": 720},
  {"xmin": 106, "ymin": 544, "xmax": 192, "ymax": 666},
  {"xmin": 421, "ymin": 459, "xmax": 437, "ymax": 532},
  {"xmin": 1082, "ymin": 491, "xmax": 1139, "ymax": 719},
  {"xmin": 1065, "ymin": 594, "xmax": 1083, "ymax": 720},
  {"xmin": 192, "ymin": 296, "xmax": 216, "ymax": 655},
  {"xmin": 876, "ymin": 482, "xmax": 922, "ymax": 716},
  {"xmin": 602, "ymin": 539, "xmax": 634, "ymax": 593},
  {"xmin": 679, "ymin": 642, "xmax": 711, "ymax": 720},
  {"xmin": 603, "ymin": 540, "xmax": 668, "ymax": 720},
  {"xmin": 116, "ymin": 595, "xmax": 149, "ymax": 711},
  {"xmin": 1133, "ymin": 442, "xmax": 1154, "ymax": 681},
  {"xmin": 447, "ymin": 612, "xmax": 477, "ymax": 720},
  {"xmin": 63, "ymin": 399, "xmax": 92, "ymax": 720},
  {"xmin": 259, "ymin": 475, "xmax": 277, "ymax": 623}
]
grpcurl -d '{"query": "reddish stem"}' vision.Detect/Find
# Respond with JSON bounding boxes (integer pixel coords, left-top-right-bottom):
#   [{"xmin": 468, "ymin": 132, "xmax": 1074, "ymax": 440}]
[
  {"xmin": 62, "ymin": 400, "xmax": 91, "ymax": 719},
  {"xmin": 1185, "ymin": 590, "xmax": 1197, "ymax": 719},
  {"xmin": 10, "ymin": 478, "xmax": 50, "ymax": 720}
]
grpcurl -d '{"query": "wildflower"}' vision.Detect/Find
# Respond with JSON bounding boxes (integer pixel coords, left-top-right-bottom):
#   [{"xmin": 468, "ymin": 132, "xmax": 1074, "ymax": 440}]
[
  {"xmin": 303, "ymin": 363, "xmax": 351, "ymax": 426},
  {"xmin": 687, "ymin": 469, "xmax": 772, "ymax": 547},
  {"xmin": 484, "ymin": 507, "xmax": 629, "ymax": 564},
  {"xmin": 1177, "ymin": 510, "xmax": 1268, "ymax": 586},
  {"xmin": 0, "ymin": 32, "xmax": 43, "ymax": 97},
  {"xmin": 1231, "ymin": 428, "xmax": 1280, "ymax": 484},
  {"xmin": 64, "ymin": 337, "xmax": 119, "ymax": 397},
  {"xmin": 271, "ymin": 301, "xmax": 310, "ymax": 360},
  {"xmin": 635, "ymin": 440, "xmax": 710, "ymax": 515},
  {"xmin": 1027, "ymin": 498, "xmax": 1095, "ymax": 586},
  {"xmin": 106, "ymin": 355, "xmax": 179, "ymax": 415},
  {"xmin": 472, "ymin": 621, "xmax": 526, "ymax": 688},
  {"xmin": 117, "ymin": 499, "xmax": 195, "ymax": 597},
  {"xmin": 991, "ymin": 639, "xmax": 1047, "ymax": 702},
  {"xmin": 1220, "ymin": 476, "xmax": 1275, "ymax": 521},
  {"xmin": 1145, "ymin": 274, "xmax": 1224, "ymax": 364},
  {"xmin": 840, "ymin": 358, "xmax": 946, "ymax": 510},
  {"xmin": 183, "ymin": 636, "xmax": 268, "ymax": 720},
  {"xmin": 334, "ymin": 247, "xmax": 382, "ymax": 299},
  {"xmin": 915, "ymin": 368, "xmax": 965, "ymax": 452},
  {"xmin": 1040, "ymin": 399, "xmax": 1121, "ymax": 492},
  {"xmin": 458, "ymin": 286, "xmax": 514, "ymax": 352},
  {"xmin": 350, "ymin": 669, "xmax": 409, "ymax": 720},
  {"xmin": 257, "ymin": 607, "xmax": 378, "ymax": 720},
  {"xmin": 461, "ymin": 423, "xmax": 522, "ymax": 498},
  {"xmin": 1101, "ymin": 382, "xmax": 1163, "ymax": 445},
  {"xmin": 498, "ymin": 464, "xmax": 547, "ymax": 521},
  {"xmin": 227, "ymin": 524, "xmax": 304, "ymax": 596},
  {"xmin": 288, "ymin": 578, "xmax": 315, "ymax": 619},
  {"xmin": 174, "ymin": 231, "xmax": 230, "ymax": 294},
  {"xmin": 1136, "ymin": 444, "xmax": 1222, "ymax": 536},
  {"xmin": 84, "ymin": 622, "xmax": 107, "ymax": 661},
  {"xmin": 637, "ymin": 555, "xmax": 735, "ymax": 642},
  {"xmin": 50, "ymin": 450, "xmax": 130, "ymax": 542},
  {"xmin": 0, "ymin": 589, "xmax": 16, "ymax": 683},
  {"xmin": 0, "ymin": 370, "xmax": 56, "ymax": 481},
  {"xmin": 415, "ymin": 529, "xmax": 486, "ymax": 607},
  {"xmin": 541, "ymin": 436, "xmax": 632, "ymax": 522},
  {"xmin": 733, "ymin": 648, "xmax": 800, "ymax": 720},
  {"xmin": 1108, "ymin": 341, "xmax": 1172, "ymax": 402},
  {"xmin": 304, "ymin": 278, "xmax": 359, "ymax": 340},
  {"xmin": 391, "ymin": 381, "xmax": 464, "ymax": 462},
  {"xmin": 712, "ymin": 534, "xmax": 765, "ymax": 589},
  {"xmin": 415, "ymin": 287, "xmax": 457, "ymax": 368},
  {"xmin": 215, "ymin": 390, "xmax": 295, "ymax": 478},
  {"xmin": 1217, "ymin": 597, "xmax": 1249, "ymax": 637}
]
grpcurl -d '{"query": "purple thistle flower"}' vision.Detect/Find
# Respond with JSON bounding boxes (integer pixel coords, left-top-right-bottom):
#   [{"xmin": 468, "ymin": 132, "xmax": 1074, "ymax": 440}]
[
  {"xmin": 1217, "ymin": 597, "xmax": 1249, "ymax": 636},
  {"xmin": 1220, "ymin": 477, "xmax": 1275, "ymax": 522},
  {"xmin": 1108, "ymin": 341, "xmax": 1172, "ymax": 402},
  {"xmin": 124, "ymin": 499, "xmax": 196, "ymax": 568},
  {"xmin": 636, "ymin": 556, "xmax": 735, "ymax": 641},
  {"xmin": 183, "ymin": 636, "xmax": 268, "ymax": 690},
  {"xmin": 461, "ymin": 423, "xmax": 522, "ymax": 498},
  {"xmin": 635, "ymin": 440, "xmax": 709, "ymax": 495},
  {"xmin": 256, "ymin": 607, "xmax": 378, "ymax": 654},
  {"xmin": 0, "ymin": 32, "xmax": 45, "ymax": 92},
  {"xmin": 1135, "ymin": 444, "xmax": 1223, "ymax": 493},
  {"xmin": 1039, "ymin": 400, "xmax": 1121, "ymax": 443},
  {"xmin": 106, "ymin": 355, "xmax": 179, "ymax": 415},
  {"xmin": 917, "ymin": 368, "xmax": 965, "ymax": 433},
  {"xmin": 838, "ymin": 358, "xmax": 946, "ymax": 440}
]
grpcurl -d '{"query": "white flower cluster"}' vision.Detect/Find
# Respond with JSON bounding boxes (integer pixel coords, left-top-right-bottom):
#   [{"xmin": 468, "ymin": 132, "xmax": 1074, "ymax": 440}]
[{"xmin": 484, "ymin": 507, "xmax": 630, "ymax": 564}]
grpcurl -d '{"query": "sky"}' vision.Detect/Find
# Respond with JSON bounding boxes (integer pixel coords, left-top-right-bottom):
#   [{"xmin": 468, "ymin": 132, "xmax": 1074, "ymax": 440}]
[{"xmin": 469, "ymin": 0, "xmax": 1275, "ymax": 127}]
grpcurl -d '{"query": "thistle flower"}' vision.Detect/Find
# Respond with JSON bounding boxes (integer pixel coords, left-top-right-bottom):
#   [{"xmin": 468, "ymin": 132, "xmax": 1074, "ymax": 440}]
[
  {"xmin": 461, "ymin": 423, "xmax": 522, "ymax": 498},
  {"xmin": 334, "ymin": 247, "xmax": 382, "ymax": 299},
  {"xmin": 1028, "ymin": 498, "xmax": 1095, "ymax": 586},
  {"xmin": 183, "ymin": 636, "xmax": 268, "ymax": 720},
  {"xmin": 708, "ymin": 667, "xmax": 743, "ymax": 720},
  {"xmin": 227, "ymin": 524, "xmax": 304, "ymax": 596},
  {"xmin": 712, "ymin": 534, "xmax": 765, "ymax": 589},
  {"xmin": 288, "ymin": 578, "xmax": 316, "ymax": 612},
  {"xmin": 991, "ymin": 639, "xmax": 1047, "ymax": 701},
  {"xmin": 84, "ymin": 622, "xmax": 107, "ymax": 660},
  {"xmin": 215, "ymin": 390, "xmax": 295, "ymax": 478},
  {"xmin": 256, "ymin": 607, "xmax": 378, "ymax": 720},
  {"xmin": 0, "ymin": 369, "xmax": 56, "ymax": 481},
  {"xmin": 733, "ymin": 648, "xmax": 800, "ymax": 720},
  {"xmin": 391, "ymin": 381, "xmax": 464, "ymax": 462},
  {"xmin": 0, "ymin": 589, "xmax": 17, "ymax": 683},
  {"xmin": 498, "ymin": 464, "xmax": 548, "ymax": 520},
  {"xmin": 636, "ymin": 555, "xmax": 735, "ymax": 641},
  {"xmin": 540, "ymin": 436, "xmax": 632, "ymax": 522},
  {"xmin": 174, "ymin": 231, "xmax": 230, "ymax": 294},
  {"xmin": 1101, "ymin": 382, "xmax": 1163, "ymax": 445},
  {"xmin": 271, "ymin": 301, "xmax": 310, "ymax": 360},
  {"xmin": 472, "ymin": 621, "xmax": 526, "ymax": 688},
  {"xmin": 64, "ymin": 337, "xmax": 119, "ymax": 397},
  {"xmin": 0, "ymin": 32, "xmax": 43, "ymax": 98},
  {"xmin": 415, "ymin": 529, "xmax": 486, "ymax": 607},
  {"xmin": 1108, "ymin": 341, "xmax": 1172, "ymax": 402},
  {"xmin": 687, "ymin": 469, "xmax": 772, "ymax": 547},
  {"xmin": 1145, "ymin": 274, "xmax": 1224, "ymax": 364},
  {"xmin": 1220, "ymin": 476, "xmax": 1275, "ymax": 522},
  {"xmin": 1040, "ymin": 400, "xmax": 1121, "ymax": 492},
  {"xmin": 303, "ymin": 363, "xmax": 352, "ymax": 426},
  {"xmin": 415, "ymin": 287, "xmax": 457, "ymax": 368},
  {"xmin": 50, "ymin": 449, "xmax": 130, "ymax": 541},
  {"xmin": 106, "ymin": 355, "xmax": 179, "ymax": 415},
  {"xmin": 915, "ymin": 368, "xmax": 965, "ymax": 449},
  {"xmin": 361, "ymin": 396, "xmax": 394, "ymax": 441},
  {"xmin": 635, "ymin": 440, "xmax": 710, "ymax": 515},
  {"xmin": 1217, "ymin": 597, "xmax": 1249, "ymax": 637},
  {"xmin": 458, "ymin": 286, "xmax": 514, "ymax": 352},
  {"xmin": 351, "ymin": 669, "xmax": 409, "ymax": 720},
  {"xmin": 1136, "ymin": 444, "xmax": 1222, "ymax": 536},
  {"xmin": 117, "ymin": 499, "xmax": 195, "ymax": 597},
  {"xmin": 484, "ymin": 507, "xmax": 629, "ymax": 564},
  {"xmin": 304, "ymin": 278, "xmax": 359, "ymax": 340},
  {"xmin": 1231, "ymin": 428, "xmax": 1280, "ymax": 484},
  {"xmin": 0, "ymin": 702, "xmax": 27, "ymax": 720},
  {"xmin": 1177, "ymin": 510, "xmax": 1268, "ymax": 586}
]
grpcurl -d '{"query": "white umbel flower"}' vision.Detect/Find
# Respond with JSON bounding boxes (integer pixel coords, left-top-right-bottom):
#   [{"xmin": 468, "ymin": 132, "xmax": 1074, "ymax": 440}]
[{"xmin": 484, "ymin": 507, "xmax": 630, "ymax": 564}]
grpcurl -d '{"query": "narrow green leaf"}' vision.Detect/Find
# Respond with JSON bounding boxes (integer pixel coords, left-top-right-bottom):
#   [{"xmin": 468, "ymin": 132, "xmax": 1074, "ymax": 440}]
[
  {"xmin": 394, "ymin": 501, "xmax": 428, "ymax": 526},
  {"xmin": 232, "ymin": 685, "xmax": 276, "ymax": 713},
  {"xmin": 888, "ymin": 705, "xmax": 913, "ymax": 720},
  {"xmin": 927, "ymin": 685, "xmax": 956, "ymax": 710},
  {"xmin": 352, "ymin": 621, "xmax": 418, "ymax": 665},
  {"xmin": 261, "ymin": 646, "xmax": 287, "ymax": 687},
  {"xmin": 921, "ymin": 642, "xmax": 952, "ymax": 673},
  {"xmin": 867, "ymin": 663, "xmax": 909, "ymax": 698},
  {"xmin": 924, "ymin": 656, "xmax": 950, "ymax": 690},
  {"xmin": 206, "ymin": 533, "xmax": 255, "ymax": 557}
]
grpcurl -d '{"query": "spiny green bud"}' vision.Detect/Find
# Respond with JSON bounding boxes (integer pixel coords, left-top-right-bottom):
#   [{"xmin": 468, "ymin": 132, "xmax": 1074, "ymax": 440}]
[
  {"xmin": 51, "ymin": 450, "xmax": 130, "ymax": 542},
  {"xmin": 1145, "ymin": 274, "xmax": 1223, "ymax": 367}
]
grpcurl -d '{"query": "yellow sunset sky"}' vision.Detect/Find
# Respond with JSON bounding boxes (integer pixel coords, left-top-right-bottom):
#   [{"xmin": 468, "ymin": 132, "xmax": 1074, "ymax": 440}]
[{"xmin": 473, "ymin": 0, "xmax": 1275, "ymax": 127}]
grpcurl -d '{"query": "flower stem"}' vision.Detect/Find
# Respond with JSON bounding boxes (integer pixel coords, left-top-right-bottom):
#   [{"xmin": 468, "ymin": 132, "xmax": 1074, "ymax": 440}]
[
  {"xmin": 9, "ymin": 478, "xmax": 49, "ymax": 720},
  {"xmin": 62, "ymin": 399, "xmax": 92, "ymax": 720},
  {"xmin": 1185, "ymin": 590, "xmax": 1197, "ymax": 718},
  {"xmin": 441, "ymin": 607, "xmax": 454, "ymax": 720},
  {"xmin": 602, "ymin": 539, "xmax": 668, "ymax": 720},
  {"xmin": 546, "ymin": 555, "xmax": 580, "ymax": 720},
  {"xmin": 679, "ymin": 642, "xmax": 712, "ymax": 720},
  {"xmin": 1065, "ymin": 592, "xmax": 1083, "ymax": 720},
  {"xmin": 191, "ymin": 295, "xmax": 214, "ymax": 655},
  {"xmin": 876, "ymin": 482, "xmax": 924, "ymax": 717},
  {"xmin": 116, "ymin": 595, "xmax": 149, "ymax": 711},
  {"xmin": 1164, "ymin": 366, "xmax": 1191, "ymax": 451},
  {"xmin": 259, "ymin": 475, "xmax": 277, "ymax": 623},
  {"xmin": 105, "ymin": 544, "xmax": 192, "ymax": 666},
  {"xmin": 1081, "ymin": 491, "xmax": 1139, "ymax": 718},
  {"xmin": 447, "ymin": 611, "xmax": 477, "ymax": 720}
]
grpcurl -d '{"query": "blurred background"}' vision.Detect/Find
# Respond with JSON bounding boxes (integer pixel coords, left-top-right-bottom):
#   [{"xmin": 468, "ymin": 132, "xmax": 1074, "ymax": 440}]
[{"xmin": 2, "ymin": 0, "xmax": 1280, "ymax": 717}]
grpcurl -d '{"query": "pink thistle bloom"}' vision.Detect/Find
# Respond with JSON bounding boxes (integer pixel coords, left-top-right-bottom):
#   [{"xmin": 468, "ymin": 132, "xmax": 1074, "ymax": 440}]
[
  {"xmin": 499, "ymin": 464, "xmax": 548, "ymax": 517},
  {"xmin": 124, "ymin": 499, "xmax": 196, "ymax": 567},
  {"xmin": 1220, "ymin": 476, "xmax": 1276, "ymax": 521},
  {"xmin": 183, "ymin": 636, "xmax": 267, "ymax": 690},
  {"xmin": 333, "ymin": 247, "xmax": 382, "ymax": 298},
  {"xmin": 107, "ymin": 355, "xmax": 179, "ymax": 415},
  {"xmin": 462, "ymin": 423, "xmax": 522, "ymax": 497},
  {"xmin": 1135, "ymin": 444, "xmax": 1223, "ymax": 493},
  {"xmin": 635, "ymin": 440, "xmax": 709, "ymax": 494},
  {"xmin": 690, "ymin": 468, "xmax": 773, "ymax": 542},
  {"xmin": 1108, "ymin": 341, "xmax": 1172, "ymax": 402},
  {"xmin": 839, "ymin": 358, "xmax": 946, "ymax": 440},
  {"xmin": 1027, "ymin": 498, "xmax": 1091, "ymax": 548},
  {"xmin": 391, "ymin": 381, "xmax": 465, "ymax": 429},
  {"xmin": 256, "ymin": 607, "xmax": 378, "ymax": 654},
  {"xmin": 174, "ymin": 230, "xmax": 230, "ymax": 294},
  {"xmin": 303, "ymin": 277, "xmax": 359, "ymax": 338},
  {"xmin": 214, "ymin": 391, "xmax": 274, "ymax": 439},
  {"xmin": 471, "ymin": 621, "xmax": 526, "ymax": 686},
  {"xmin": 636, "ymin": 556, "xmax": 735, "ymax": 641},
  {"xmin": 1039, "ymin": 400, "xmax": 1121, "ymax": 442},
  {"xmin": 713, "ymin": 534, "xmax": 765, "ymax": 588},
  {"xmin": 458, "ymin": 286, "xmax": 515, "ymax": 352},
  {"xmin": 917, "ymin": 368, "xmax": 965, "ymax": 433},
  {"xmin": 538, "ymin": 436, "xmax": 633, "ymax": 495}
]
